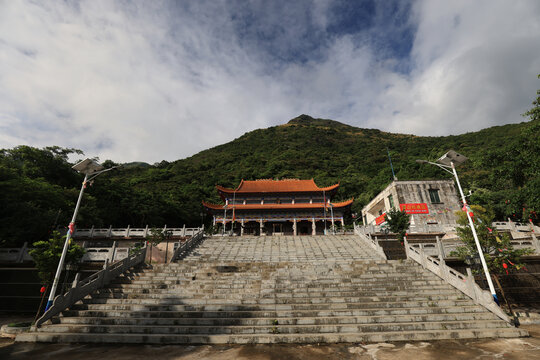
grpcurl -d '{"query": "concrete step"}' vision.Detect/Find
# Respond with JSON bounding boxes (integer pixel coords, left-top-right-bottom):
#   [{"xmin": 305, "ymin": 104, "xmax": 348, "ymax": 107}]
[
  {"xmin": 37, "ymin": 320, "xmax": 514, "ymax": 335},
  {"xmin": 70, "ymin": 299, "xmax": 476, "ymax": 312},
  {"xmin": 62, "ymin": 304, "xmax": 490, "ymax": 319},
  {"xmin": 91, "ymin": 286, "xmax": 456, "ymax": 298},
  {"xmin": 17, "ymin": 327, "xmax": 528, "ymax": 344},
  {"xmin": 58, "ymin": 312, "xmax": 499, "ymax": 327},
  {"xmin": 80, "ymin": 293, "xmax": 469, "ymax": 306}
]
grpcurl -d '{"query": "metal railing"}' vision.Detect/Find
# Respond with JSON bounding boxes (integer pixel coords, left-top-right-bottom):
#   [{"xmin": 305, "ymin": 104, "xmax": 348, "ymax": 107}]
[
  {"xmin": 403, "ymin": 238, "xmax": 510, "ymax": 323},
  {"xmin": 34, "ymin": 245, "xmax": 147, "ymax": 328},
  {"xmin": 169, "ymin": 227, "xmax": 205, "ymax": 263}
]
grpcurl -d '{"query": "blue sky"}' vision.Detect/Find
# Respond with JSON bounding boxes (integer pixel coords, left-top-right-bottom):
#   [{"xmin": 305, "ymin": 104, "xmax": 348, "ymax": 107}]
[{"xmin": 1, "ymin": 0, "xmax": 539, "ymax": 163}]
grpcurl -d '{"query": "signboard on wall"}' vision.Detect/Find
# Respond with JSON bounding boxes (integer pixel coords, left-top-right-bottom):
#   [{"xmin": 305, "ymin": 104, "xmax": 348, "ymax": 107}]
[
  {"xmin": 375, "ymin": 213, "xmax": 387, "ymax": 225},
  {"xmin": 400, "ymin": 203, "xmax": 429, "ymax": 214}
]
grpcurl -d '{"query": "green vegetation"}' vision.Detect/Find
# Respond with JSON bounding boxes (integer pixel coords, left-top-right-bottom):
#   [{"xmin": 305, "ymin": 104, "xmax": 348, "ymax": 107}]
[
  {"xmin": 384, "ymin": 208, "xmax": 410, "ymax": 242},
  {"xmin": 450, "ymin": 206, "xmax": 533, "ymax": 274},
  {"xmin": 29, "ymin": 231, "xmax": 85, "ymax": 284},
  {"xmin": 1, "ymin": 79, "xmax": 539, "ymax": 248}
]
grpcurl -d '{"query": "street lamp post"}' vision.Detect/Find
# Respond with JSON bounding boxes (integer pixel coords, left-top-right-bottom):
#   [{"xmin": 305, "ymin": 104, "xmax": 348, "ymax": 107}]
[
  {"xmin": 416, "ymin": 150, "xmax": 499, "ymax": 305},
  {"xmin": 45, "ymin": 159, "xmax": 120, "ymax": 311}
]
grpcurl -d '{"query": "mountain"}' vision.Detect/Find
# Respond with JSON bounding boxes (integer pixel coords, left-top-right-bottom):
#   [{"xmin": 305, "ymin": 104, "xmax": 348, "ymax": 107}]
[{"xmin": 1, "ymin": 114, "xmax": 539, "ymax": 247}]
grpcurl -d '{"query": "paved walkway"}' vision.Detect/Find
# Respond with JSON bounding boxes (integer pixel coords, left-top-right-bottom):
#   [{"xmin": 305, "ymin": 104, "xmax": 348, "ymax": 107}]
[{"xmin": 184, "ymin": 235, "xmax": 378, "ymax": 262}]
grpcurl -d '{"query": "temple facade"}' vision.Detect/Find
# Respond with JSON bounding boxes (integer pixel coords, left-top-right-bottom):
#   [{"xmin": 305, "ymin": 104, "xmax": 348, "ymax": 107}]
[{"xmin": 203, "ymin": 179, "xmax": 353, "ymax": 236}]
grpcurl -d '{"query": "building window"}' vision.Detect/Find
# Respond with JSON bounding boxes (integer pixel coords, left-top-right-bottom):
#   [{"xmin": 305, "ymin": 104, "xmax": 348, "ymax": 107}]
[
  {"xmin": 388, "ymin": 194, "xmax": 394, "ymax": 209},
  {"xmin": 428, "ymin": 189, "xmax": 441, "ymax": 203}
]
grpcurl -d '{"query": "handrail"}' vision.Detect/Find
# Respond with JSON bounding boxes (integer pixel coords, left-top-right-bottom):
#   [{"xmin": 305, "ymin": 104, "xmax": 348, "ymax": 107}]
[
  {"xmin": 354, "ymin": 224, "xmax": 387, "ymax": 259},
  {"xmin": 403, "ymin": 239, "xmax": 510, "ymax": 323},
  {"xmin": 34, "ymin": 245, "xmax": 147, "ymax": 328},
  {"xmin": 169, "ymin": 227, "xmax": 205, "ymax": 263},
  {"xmin": 73, "ymin": 225, "xmax": 202, "ymax": 239}
]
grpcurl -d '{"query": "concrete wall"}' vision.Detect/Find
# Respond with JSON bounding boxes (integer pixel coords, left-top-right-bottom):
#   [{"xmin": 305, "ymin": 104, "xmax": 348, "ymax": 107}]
[{"xmin": 362, "ymin": 180, "xmax": 461, "ymax": 231}]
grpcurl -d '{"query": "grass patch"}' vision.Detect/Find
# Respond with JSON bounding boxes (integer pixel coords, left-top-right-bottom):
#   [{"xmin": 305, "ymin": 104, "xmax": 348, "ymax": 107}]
[{"xmin": 7, "ymin": 322, "xmax": 31, "ymax": 328}]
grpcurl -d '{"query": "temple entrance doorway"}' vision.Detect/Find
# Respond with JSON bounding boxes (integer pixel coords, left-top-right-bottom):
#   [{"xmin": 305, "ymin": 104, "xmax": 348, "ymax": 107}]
[
  {"xmin": 273, "ymin": 223, "xmax": 283, "ymax": 235},
  {"xmin": 298, "ymin": 220, "xmax": 311, "ymax": 235}
]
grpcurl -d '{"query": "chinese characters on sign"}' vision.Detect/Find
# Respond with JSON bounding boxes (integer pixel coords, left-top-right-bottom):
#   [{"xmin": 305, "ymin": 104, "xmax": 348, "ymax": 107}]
[
  {"xmin": 375, "ymin": 213, "xmax": 387, "ymax": 225},
  {"xmin": 400, "ymin": 203, "xmax": 429, "ymax": 214}
]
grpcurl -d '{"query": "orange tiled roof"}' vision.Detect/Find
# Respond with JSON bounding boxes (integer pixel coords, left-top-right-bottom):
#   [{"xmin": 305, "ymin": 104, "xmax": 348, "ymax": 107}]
[
  {"xmin": 216, "ymin": 179, "xmax": 339, "ymax": 194},
  {"xmin": 202, "ymin": 199, "xmax": 354, "ymax": 211}
]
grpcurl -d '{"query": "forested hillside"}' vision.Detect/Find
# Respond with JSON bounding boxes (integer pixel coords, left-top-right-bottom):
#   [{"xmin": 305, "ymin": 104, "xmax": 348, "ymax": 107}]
[{"xmin": 1, "ymin": 87, "xmax": 539, "ymax": 247}]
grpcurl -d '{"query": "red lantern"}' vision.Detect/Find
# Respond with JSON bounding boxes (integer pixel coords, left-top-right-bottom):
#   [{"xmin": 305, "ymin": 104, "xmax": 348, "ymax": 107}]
[
  {"xmin": 40, "ymin": 286, "xmax": 46, "ymax": 294},
  {"xmin": 502, "ymin": 263, "xmax": 508, "ymax": 275}
]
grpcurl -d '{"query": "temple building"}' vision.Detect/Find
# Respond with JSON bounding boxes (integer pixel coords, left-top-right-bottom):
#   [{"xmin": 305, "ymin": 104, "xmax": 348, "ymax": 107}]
[{"xmin": 203, "ymin": 179, "xmax": 353, "ymax": 236}]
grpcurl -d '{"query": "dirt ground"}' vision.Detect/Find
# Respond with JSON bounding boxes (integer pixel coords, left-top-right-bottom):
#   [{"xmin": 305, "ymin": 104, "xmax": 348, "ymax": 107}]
[{"xmin": 1, "ymin": 315, "xmax": 540, "ymax": 360}]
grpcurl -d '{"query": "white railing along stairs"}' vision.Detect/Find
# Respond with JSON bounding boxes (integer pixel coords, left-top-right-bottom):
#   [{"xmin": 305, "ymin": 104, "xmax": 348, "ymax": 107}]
[
  {"xmin": 33, "ymin": 245, "xmax": 148, "ymax": 329},
  {"xmin": 403, "ymin": 238, "xmax": 511, "ymax": 323},
  {"xmin": 169, "ymin": 227, "xmax": 205, "ymax": 262},
  {"xmin": 353, "ymin": 223, "xmax": 387, "ymax": 259}
]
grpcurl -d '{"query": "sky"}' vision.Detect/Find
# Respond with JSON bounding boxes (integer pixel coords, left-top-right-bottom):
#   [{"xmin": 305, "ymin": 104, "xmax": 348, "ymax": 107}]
[{"xmin": 1, "ymin": 0, "xmax": 540, "ymax": 163}]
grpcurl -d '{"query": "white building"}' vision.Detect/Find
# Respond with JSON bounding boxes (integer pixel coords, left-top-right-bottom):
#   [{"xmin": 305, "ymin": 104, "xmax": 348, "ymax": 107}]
[{"xmin": 361, "ymin": 180, "xmax": 461, "ymax": 233}]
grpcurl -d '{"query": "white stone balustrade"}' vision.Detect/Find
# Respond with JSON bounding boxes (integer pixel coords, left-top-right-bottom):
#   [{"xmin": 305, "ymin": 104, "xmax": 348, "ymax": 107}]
[{"xmin": 403, "ymin": 238, "xmax": 511, "ymax": 323}]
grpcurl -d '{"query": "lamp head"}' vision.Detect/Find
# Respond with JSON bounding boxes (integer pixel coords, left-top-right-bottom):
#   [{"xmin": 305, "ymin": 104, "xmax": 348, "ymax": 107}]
[
  {"xmin": 436, "ymin": 150, "xmax": 468, "ymax": 167},
  {"xmin": 72, "ymin": 158, "xmax": 104, "ymax": 175}
]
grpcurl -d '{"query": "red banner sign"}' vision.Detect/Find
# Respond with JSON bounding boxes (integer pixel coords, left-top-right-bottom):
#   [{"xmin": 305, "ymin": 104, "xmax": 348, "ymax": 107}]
[
  {"xmin": 375, "ymin": 213, "xmax": 387, "ymax": 225},
  {"xmin": 400, "ymin": 203, "xmax": 429, "ymax": 214}
]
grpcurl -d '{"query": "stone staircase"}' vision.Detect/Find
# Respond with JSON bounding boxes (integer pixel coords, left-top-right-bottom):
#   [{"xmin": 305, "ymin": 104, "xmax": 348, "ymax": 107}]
[
  {"xmin": 17, "ymin": 235, "xmax": 527, "ymax": 344},
  {"xmin": 183, "ymin": 235, "xmax": 379, "ymax": 262}
]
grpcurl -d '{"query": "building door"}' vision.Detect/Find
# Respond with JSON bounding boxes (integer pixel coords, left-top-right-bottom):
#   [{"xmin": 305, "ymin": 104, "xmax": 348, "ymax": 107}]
[{"xmin": 273, "ymin": 223, "xmax": 283, "ymax": 234}]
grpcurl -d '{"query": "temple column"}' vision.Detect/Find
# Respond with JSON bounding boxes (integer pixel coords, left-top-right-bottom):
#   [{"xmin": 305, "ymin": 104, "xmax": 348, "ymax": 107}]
[
  {"xmin": 241, "ymin": 219, "xmax": 244, "ymax": 236},
  {"xmin": 260, "ymin": 219, "xmax": 264, "ymax": 236},
  {"xmin": 312, "ymin": 218, "xmax": 316, "ymax": 235},
  {"xmin": 293, "ymin": 218, "xmax": 297, "ymax": 236}
]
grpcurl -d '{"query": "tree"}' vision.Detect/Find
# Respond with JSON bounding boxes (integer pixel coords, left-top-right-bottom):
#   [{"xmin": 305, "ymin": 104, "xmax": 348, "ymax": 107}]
[
  {"xmin": 29, "ymin": 231, "xmax": 85, "ymax": 285},
  {"xmin": 147, "ymin": 227, "xmax": 173, "ymax": 263},
  {"xmin": 450, "ymin": 205, "xmax": 533, "ymax": 275},
  {"xmin": 384, "ymin": 208, "xmax": 410, "ymax": 242}
]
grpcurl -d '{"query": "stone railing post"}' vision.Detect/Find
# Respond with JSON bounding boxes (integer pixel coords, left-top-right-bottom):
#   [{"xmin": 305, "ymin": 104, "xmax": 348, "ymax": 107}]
[
  {"xmin": 16, "ymin": 242, "xmax": 28, "ymax": 263},
  {"xmin": 107, "ymin": 225, "xmax": 112, "ymax": 238},
  {"xmin": 71, "ymin": 272, "xmax": 81, "ymax": 288},
  {"xmin": 438, "ymin": 254, "xmax": 447, "ymax": 281},
  {"xmin": 144, "ymin": 225, "xmax": 149, "ymax": 238},
  {"xmin": 508, "ymin": 218, "xmax": 517, "ymax": 231},
  {"xmin": 102, "ymin": 258, "xmax": 109, "ymax": 272},
  {"xmin": 182, "ymin": 224, "xmax": 186, "ymax": 237},
  {"xmin": 90, "ymin": 225, "xmax": 95, "ymax": 238},
  {"xmin": 126, "ymin": 225, "xmax": 130, "ymax": 237},
  {"xmin": 466, "ymin": 268, "xmax": 478, "ymax": 301},
  {"xmin": 436, "ymin": 235, "xmax": 445, "ymax": 259},
  {"xmin": 531, "ymin": 232, "xmax": 540, "ymax": 254},
  {"xmin": 403, "ymin": 236, "xmax": 409, "ymax": 258},
  {"xmin": 419, "ymin": 244, "xmax": 426, "ymax": 268},
  {"xmin": 109, "ymin": 241, "xmax": 118, "ymax": 263}
]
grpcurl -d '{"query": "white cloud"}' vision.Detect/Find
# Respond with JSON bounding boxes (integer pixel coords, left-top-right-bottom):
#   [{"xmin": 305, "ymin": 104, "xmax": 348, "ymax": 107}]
[
  {"xmin": 0, "ymin": 0, "xmax": 539, "ymax": 163},
  {"xmin": 372, "ymin": 0, "xmax": 540, "ymax": 135}
]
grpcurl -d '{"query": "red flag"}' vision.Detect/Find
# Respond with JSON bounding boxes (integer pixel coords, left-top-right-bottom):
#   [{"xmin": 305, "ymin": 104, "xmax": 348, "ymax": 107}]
[{"xmin": 68, "ymin": 222, "xmax": 75, "ymax": 235}]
